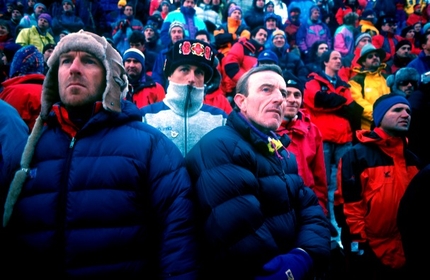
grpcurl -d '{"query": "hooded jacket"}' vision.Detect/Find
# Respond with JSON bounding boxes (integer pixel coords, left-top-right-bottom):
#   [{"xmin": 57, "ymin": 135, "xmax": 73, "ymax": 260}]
[
  {"xmin": 1, "ymin": 31, "xmax": 199, "ymax": 279},
  {"xmin": 336, "ymin": 127, "xmax": 420, "ymax": 269}
]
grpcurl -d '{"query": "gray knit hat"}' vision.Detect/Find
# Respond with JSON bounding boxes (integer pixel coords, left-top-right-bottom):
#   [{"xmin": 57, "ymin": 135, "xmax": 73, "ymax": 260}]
[{"xmin": 3, "ymin": 30, "xmax": 128, "ymax": 227}]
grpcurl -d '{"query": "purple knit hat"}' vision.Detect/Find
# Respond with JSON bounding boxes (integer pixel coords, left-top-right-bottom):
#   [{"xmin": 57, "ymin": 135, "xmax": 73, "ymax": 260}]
[{"xmin": 38, "ymin": 13, "xmax": 52, "ymax": 26}]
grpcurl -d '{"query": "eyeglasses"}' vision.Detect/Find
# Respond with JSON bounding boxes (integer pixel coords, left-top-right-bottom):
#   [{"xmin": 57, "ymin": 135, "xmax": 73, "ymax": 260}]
[
  {"xmin": 366, "ymin": 53, "xmax": 380, "ymax": 59},
  {"xmin": 387, "ymin": 23, "xmax": 397, "ymax": 27},
  {"xmin": 398, "ymin": 80, "xmax": 417, "ymax": 87}
]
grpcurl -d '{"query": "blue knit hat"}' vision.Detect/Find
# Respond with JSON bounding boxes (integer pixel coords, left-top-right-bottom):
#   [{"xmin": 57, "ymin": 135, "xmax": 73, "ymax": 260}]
[
  {"xmin": 257, "ymin": 49, "xmax": 278, "ymax": 65},
  {"xmin": 123, "ymin": 48, "xmax": 145, "ymax": 67},
  {"xmin": 373, "ymin": 94, "xmax": 411, "ymax": 127},
  {"xmin": 9, "ymin": 45, "xmax": 44, "ymax": 77}
]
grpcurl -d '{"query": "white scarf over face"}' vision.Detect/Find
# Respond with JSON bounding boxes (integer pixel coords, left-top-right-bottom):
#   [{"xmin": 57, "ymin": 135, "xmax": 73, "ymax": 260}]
[{"xmin": 163, "ymin": 81, "xmax": 205, "ymax": 117}]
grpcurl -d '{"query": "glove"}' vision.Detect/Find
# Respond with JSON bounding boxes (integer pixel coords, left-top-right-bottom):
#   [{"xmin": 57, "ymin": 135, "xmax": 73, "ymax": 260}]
[{"xmin": 255, "ymin": 248, "xmax": 313, "ymax": 280}]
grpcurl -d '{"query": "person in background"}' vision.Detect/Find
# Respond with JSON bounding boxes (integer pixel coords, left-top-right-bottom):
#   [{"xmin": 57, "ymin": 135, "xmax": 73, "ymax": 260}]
[
  {"xmin": 185, "ymin": 64, "xmax": 331, "ymax": 279},
  {"xmin": 122, "ymin": 48, "xmax": 165, "ymax": 109},
  {"xmin": 296, "ymin": 5, "xmax": 333, "ymax": 63},
  {"xmin": 0, "ymin": 19, "xmax": 16, "ymax": 51},
  {"xmin": 17, "ymin": 1, "xmax": 45, "ymax": 29},
  {"xmin": 0, "ymin": 44, "xmax": 44, "ymax": 131},
  {"xmin": 303, "ymin": 40, "xmax": 329, "ymax": 79},
  {"xmin": 0, "ymin": 100, "xmax": 28, "ymax": 208},
  {"xmin": 256, "ymin": 49, "xmax": 278, "ymax": 66},
  {"xmin": 152, "ymin": 20, "xmax": 185, "ymax": 90},
  {"xmin": 333, "ymin": 12, "xmax": 359, "ymax": 58},
  {"xmin": 385, "ymin": 39, "xmax": 416, "ymax": 74},
  {"xmin": 244, "ymin": 0, "xmax": 265, "ymax": 31},
  {"xmin": 304, "ymin": 49, "xmax": 363, "ymax": 245},
  {"xmin": 141, "ymin": 39, "xmax": 227, "ymax": 156},
  {"xmin": 128, "ymin": 30, "xmax": 157, "ymax": 76},
  {"xmin": 195, "ymin": 0, "xmax": 222, "ymax": 30},
  {"xmin": 5, "ymin": 3, "xmax": 24, "ymax": 38},
  {"xmin": 335, "ymin": 93, "xmax": 420, "ymax": 280},
  {"xmin": 143, "ymin": 23, "xmax": 162, "ymax": 53},
  {"xmin": 277, "ymin": 71, "xmax": 328, "ymax": 218},
  {"xmin": 283, "ymin": 6, "xmax": 302, "ymax": 57},
  {"xmin": 356, "ymin": 9, "xmax": 378, "ymax": 37},
  {"xmin": 222, "ymin": 25, "xmax": 267, "ymax": 101},
  {"xmin": 0, "ymin": 30, "xmax": 199, "ymax": 279},
  {"xmin": 15, "ymin": 12, "xmax": 55, "ymax": 53},
  {"xmin": 50, "ymin": 0, "xmax": 84, "ymax": 41},
  {"xmin": 214, "ymin": 4, "xmax": 250, "ymax": 62},
  {"xmin": 349, "ymin": 43, "xmax": 390, "ymax": 130},
  {"xmin": 372, "ymin": 15, "xmax": 405, "ymax": 63},
  {"xmin": 42, "ymin": 42, "xmax": 55, "ymax": 75},
  {"xmin": 159, "ymin": 0, "xmax": 207, "ymax": 48},
  {"xmin": 400, "ymin": 26, "xmax": 421, "ymax": 56},
  {"xmin": 111, "ymin": 3, "xmax": 144, "ymax": 54},
  {"xmin": 339, "ymin": 32, "xmax": 372, "ymax": 81}
]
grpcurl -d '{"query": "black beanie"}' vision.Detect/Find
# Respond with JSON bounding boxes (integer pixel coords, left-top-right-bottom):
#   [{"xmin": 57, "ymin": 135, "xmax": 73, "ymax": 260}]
[{"xmin": 395, "ymin": 39, "xmax": 412, "ymax": 52}]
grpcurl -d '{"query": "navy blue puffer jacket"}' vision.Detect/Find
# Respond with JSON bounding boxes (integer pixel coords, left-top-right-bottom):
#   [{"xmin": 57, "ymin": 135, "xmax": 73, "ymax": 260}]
[
  {"xmin": 185, "ymin": 110, "xmax": 331, "ymax": 279},
  {"xmin": 2, "ymin": 101, "xmax": 198, "ymax": 279}
]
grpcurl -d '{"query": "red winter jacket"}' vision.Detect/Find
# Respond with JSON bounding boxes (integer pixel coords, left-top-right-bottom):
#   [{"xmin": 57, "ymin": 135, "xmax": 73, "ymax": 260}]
[
  {"xmin": 277, "ymin": 109, "xmax": 328, "ymax": 215},
  {"xmin": 221, "ymin": 38, "xmax": 263, "ymax": 95},
  {"xmin": 0, "ymin": 73, "xmax": 44, "ymax": 131},
  {"xmin": 336, "ymin": 128, "xmax": 420, "ymax": 268},
  {"xmin": 304, "ymin": 72, "xmax": 355, "ymax": 144}
]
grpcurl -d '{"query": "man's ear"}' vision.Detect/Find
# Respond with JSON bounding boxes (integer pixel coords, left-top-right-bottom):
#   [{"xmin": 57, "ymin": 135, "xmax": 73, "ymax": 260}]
[{"xmin": 234, "ymin": 93, "xmax": 246, "ymax": 111}]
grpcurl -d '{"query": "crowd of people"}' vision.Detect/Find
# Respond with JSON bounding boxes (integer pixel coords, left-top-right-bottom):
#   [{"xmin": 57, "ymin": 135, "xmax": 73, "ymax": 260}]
[{"xmin": 0, "ymin": 0, "xmax": 429, "ymax": 279}]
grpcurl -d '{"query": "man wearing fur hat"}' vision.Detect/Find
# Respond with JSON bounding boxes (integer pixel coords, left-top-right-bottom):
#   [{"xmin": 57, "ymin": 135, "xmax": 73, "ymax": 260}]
[
  {"xmin": 15, "ymin": 12, "xmax": 55, "ymax": 53},
  {"xmin": 349, "ymin": 43, "xmax": 390, "ymax": 130},
  {"xmin": 141, "ymin": 39, "xmax": 227, "ymax": 156},
  {"xmin": 1, "ymin": 30, "xmax": 199, "ymax": 279},
  {"xmin": 159, "ymin": 0, "xmax": 207, "ymax": 48},
  {"xmin": 122, "ymin": 47, "xmax": 165, "ymax": 109},
  {"xmin": 335, "ymin": 93, "xmax": 420, "ymax": 280}
]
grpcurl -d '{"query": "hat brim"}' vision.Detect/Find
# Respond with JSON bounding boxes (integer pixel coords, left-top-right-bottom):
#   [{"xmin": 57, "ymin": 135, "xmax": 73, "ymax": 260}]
[{"xmin": 358, "ymin": 48, "xmax": 386, "ymax": 64}]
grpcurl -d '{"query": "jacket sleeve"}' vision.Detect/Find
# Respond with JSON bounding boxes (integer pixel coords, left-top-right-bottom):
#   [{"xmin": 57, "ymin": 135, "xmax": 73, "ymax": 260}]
[
  {"xmin": 149, "ymin": 132, "xmax": 199, "ymax": 279},
  {"xmin": 304, "ymin": 79, "xmax": 347, "ymax": 111},
  {"xmin": 337, "ymin": 149, "xmax": 367, "ymax": 242}
]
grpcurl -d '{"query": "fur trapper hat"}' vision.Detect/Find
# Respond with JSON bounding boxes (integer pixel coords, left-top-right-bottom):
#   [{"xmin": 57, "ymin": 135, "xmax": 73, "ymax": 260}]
[
  {"xmin": 42, "ymin": 30, "xmax": 128, "ymax": 120},
  {"xmin": 389, "ymin": 67, "xmax": 420, "ymax": 95}
]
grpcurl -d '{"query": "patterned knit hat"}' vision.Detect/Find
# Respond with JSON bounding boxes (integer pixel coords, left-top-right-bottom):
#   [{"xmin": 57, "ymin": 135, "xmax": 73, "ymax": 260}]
[
  {"xmin": 9, "ymin": 45, "xmax": 44, "ymax": 77},
  {"xmin": 164, "ymin": 39, "xmax": 215, "ymax": 82}
]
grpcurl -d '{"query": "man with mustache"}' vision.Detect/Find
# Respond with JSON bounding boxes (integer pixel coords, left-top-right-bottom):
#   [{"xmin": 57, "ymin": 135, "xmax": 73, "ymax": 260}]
[
  {"xmin": 185, "ymin": 65, "xmax": 331, "ymax": 279},
  {"xmin": 349, "ymin": 43, "xmax": 390, "ymax": 131},
  {"xmin": 1, "ymin": 30, "xmax": 199, "ymax": 279},
  {"xmin": 335, "ymin": 93, "xmax": 420, "ymax": 280}
]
